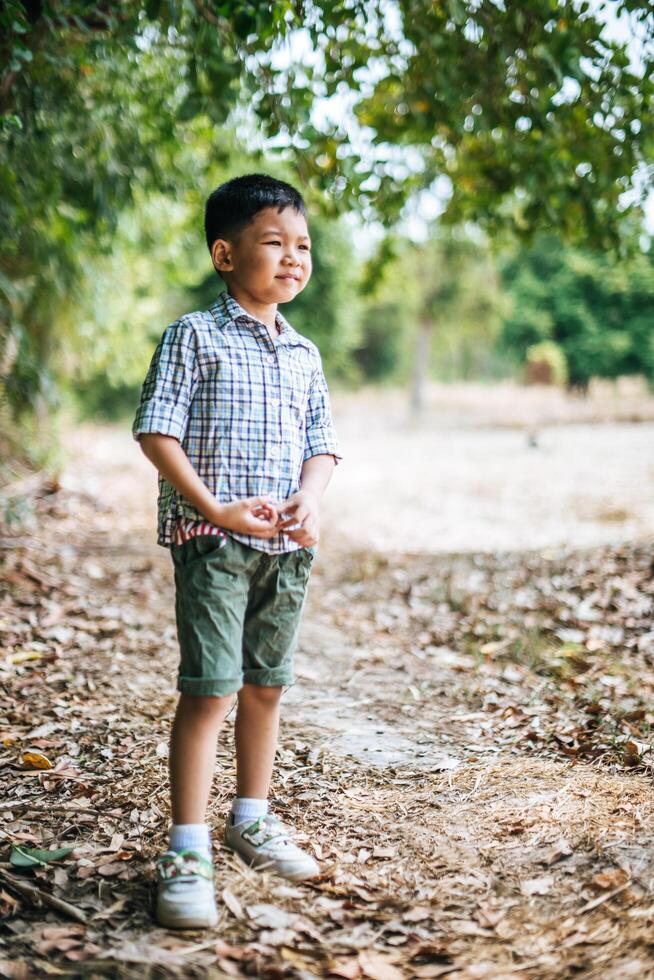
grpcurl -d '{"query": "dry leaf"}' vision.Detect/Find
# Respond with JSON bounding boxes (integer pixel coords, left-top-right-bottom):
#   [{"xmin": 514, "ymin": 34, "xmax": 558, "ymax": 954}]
[
  {"xmin": 328, "ymin": 957, "xmax": 361, "ymax": 979},
  {"xmin": 246, "ymin": 903, "xmax": 299, "ymax": 930},
  {"xmin": 542, "ymin": 839, "xmax": 573, "ymax": 866},
  {"xmin": 475, "ymin": 902, "xmax": 507, "ymax": 928},
  {"xmin": 521, "ymin": 876, "xmax": 554, "ymax": 896},
  {"xmin": 358, "ymin": 950, "xmax": 404, "ymax": 980},
  {"xmin": 590, "ymin": 868, "xmax": 630, "ymax": 891},
  {"xmin": 402, "ymin": 906, "xmax": 432, "ymax": 923},
  {"xmin": 221, "ymin": 887, "xmax": 244, "ymax": 920},
  {"xmin": 21, "ymin": 750, "xmax": 53, "ymax": 770}
]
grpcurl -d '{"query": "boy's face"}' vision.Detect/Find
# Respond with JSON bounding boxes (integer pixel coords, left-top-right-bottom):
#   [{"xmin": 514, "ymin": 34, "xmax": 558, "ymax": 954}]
[{"xmin": 211, "ymin": 206, "xmax": 312, "ymax": 303}]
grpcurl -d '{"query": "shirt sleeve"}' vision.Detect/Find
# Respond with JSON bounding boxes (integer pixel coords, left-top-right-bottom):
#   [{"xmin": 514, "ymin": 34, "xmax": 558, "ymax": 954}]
[
  {"xmin": 304, "ymin": 353, "xmax": 343, "ymax": 464},
  {"xmin": 132, "ymin": 318, "xmax": 200, "ymax": 443}
]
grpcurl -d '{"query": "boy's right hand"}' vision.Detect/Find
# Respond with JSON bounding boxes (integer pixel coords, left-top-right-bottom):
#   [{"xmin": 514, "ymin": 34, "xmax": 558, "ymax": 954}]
[{"xmin": 213, "ymin": 497, "xmax": 280, "ymax": 538}]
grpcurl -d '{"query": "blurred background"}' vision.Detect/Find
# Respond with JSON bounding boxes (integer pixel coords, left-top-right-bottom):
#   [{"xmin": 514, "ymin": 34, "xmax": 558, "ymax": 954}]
[{"xmin": 1, "ymin": 0, "xmax": 653, "ymax": 552}]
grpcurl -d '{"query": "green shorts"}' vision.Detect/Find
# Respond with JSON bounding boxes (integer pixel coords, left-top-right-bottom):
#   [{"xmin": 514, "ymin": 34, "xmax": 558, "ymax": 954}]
[{"xmin": 170, "ymin": 533, "xmax": 315, "ymax": 697}]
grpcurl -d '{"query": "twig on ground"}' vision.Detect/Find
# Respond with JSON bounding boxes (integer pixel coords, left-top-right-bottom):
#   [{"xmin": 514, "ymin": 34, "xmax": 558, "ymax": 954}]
[{"xmin": 0, "ymin": 866, "xmax": 88, "ymax": 924}]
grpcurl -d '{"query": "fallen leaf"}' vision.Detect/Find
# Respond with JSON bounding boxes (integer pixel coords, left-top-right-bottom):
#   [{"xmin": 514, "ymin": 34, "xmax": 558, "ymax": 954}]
[
  {"xmin": 246, "ymin": 903, "xmax": 298, "ymax": 930},
  {"xmin": 542, "ymin": 838, "xmax": 573, "ymax": 866},
  {"xmin": 591, "ymin": 868, "xmax": 630, "ymax": 891},
  {"xmin": 10, "ymin": 845, "xmax": 73, "ymax": 867},
  {"xmin": 328, "ymin": 957, "xmax": 361, "ymax": 979},
  {"xmin": 521, "ymin": 876, "xmax": 554, "ymax": 896},
  {"xmin": 21, "ymin": 750, "xmax": 53, "ymax": 770},
  {"xmin": 221, "ymin": 887, "xmax": 244, "ymax": 920},
  {"xmin": 402, "ymin": 906, "xmax": 432, "ymax": 923},
  {"xmin": 358, "ymin": 950, "xmax": 404, "ymax": 980},
  {"xmin": 475, "ymin": 902, "xmax": 507, "ymax": 928}
]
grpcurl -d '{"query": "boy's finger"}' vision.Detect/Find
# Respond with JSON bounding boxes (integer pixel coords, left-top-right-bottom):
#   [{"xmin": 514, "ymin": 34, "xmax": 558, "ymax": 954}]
[{"xmin": 276, "ymin": 515, "xmax": 301, "ymax": 528}]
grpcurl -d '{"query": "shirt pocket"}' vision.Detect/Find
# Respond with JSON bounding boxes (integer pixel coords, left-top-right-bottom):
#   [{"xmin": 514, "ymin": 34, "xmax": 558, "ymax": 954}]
[{"xmin": 286, "ymin": 362, "xmax": 313, "ymax": 418}]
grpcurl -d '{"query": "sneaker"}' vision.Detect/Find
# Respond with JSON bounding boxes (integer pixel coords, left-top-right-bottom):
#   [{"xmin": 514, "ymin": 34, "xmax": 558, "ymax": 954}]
[
  {"xmin": 223, "ymin": 812, "xmax": 320, "ymax": 881},
  {"xmin": 155, "ymin": 849, "xmax": 218, "ymax": 929}
]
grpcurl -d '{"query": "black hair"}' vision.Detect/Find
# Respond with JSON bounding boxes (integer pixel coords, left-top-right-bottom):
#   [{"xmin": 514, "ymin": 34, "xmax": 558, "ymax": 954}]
[{"xmin": 204, "ymin": 174, "xmax": 308, "ymax": 270}]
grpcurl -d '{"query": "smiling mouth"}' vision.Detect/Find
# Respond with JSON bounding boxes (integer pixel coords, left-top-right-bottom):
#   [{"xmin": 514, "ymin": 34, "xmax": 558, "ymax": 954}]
[{"xmin": 276, "ymin": 275, "xmax": 300, "ymax": 281}]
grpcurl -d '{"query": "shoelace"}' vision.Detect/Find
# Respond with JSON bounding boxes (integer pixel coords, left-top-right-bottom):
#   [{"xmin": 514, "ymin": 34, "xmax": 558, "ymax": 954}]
[
  {"xmin": 156, "ymin": 849, "xmax": 214, "ymax": 882},
  {"xmin": 240, "ymin": 813, "xmax": 294, "ymax": 849}
]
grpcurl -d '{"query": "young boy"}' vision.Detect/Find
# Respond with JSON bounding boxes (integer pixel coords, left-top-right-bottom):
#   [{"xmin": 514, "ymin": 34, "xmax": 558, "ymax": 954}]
[{"xmin": 131, "ymin": 173, "xmax": 342, "ymax": 929}]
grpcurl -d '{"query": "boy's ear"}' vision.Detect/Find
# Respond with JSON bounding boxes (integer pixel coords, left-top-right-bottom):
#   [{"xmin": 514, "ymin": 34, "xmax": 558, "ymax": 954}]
[{"xmin": 211, "ymin": 238, "xmax": 233, "ymax": 272}]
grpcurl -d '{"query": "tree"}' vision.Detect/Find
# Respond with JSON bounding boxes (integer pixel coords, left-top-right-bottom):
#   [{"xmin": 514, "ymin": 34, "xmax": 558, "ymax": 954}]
[
  {"xmin": 276, "ymin": 0, "xmax": 654, "ymax": 251},
  {"xmin": 499, "ymin": 232, "xmax": 654, "ymax": 387}
]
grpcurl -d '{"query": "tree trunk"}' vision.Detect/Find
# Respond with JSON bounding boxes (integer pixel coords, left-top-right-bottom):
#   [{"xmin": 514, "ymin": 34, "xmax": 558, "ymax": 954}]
[{"xmin": 410, "ymin": 319, "xmax": 432, "ymax": 416}]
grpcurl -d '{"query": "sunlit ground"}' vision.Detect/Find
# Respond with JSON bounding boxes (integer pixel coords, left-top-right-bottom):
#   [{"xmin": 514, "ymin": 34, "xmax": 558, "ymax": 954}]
[{"xmin": 60, "ymin": 380, "xmax": 654, "ymax": 556}]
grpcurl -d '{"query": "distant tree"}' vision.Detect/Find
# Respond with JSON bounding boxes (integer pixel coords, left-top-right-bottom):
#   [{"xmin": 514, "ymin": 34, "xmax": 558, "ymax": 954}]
[
  {"xmin": 353, "ymin": 228, "xmax": 506, "ymax": 403},
  {"xmin": 499, "ymin": 232, "xmax": 654, "ymax": 387}
]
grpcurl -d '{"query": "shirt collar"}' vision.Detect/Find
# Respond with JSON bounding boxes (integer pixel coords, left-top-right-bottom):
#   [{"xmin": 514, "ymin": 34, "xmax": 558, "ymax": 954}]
[{"xmin": 213, "ymin": 290, "xmax": 295, "ymax": 345}]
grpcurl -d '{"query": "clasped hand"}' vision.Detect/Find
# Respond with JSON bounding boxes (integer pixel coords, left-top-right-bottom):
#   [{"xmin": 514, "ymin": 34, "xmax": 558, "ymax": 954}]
[{"xmin": 217, "ymin": 490, "xmax": 319, "ymax": 547}]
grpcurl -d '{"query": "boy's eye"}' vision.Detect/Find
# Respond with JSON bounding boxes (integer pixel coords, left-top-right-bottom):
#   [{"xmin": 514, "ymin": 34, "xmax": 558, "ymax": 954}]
[{"xmin": 265, "ymin": 240, "xmax": 282, "ymax": 245}]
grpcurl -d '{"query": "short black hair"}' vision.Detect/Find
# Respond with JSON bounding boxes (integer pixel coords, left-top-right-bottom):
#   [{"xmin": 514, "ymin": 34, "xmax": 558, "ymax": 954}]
[{"xmin": 204, "ymin": 173, "xmax": 308, "ymax": 260}]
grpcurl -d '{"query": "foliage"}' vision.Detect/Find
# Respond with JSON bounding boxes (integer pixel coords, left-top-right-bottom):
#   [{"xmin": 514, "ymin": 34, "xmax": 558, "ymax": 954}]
[
  {"xmin": 269, "ymin": 0, "xmax": 654, "ymax": 249},
  {"xmin": 352, "ymin": 228, "xmax": 508, "ymax": 385},
  {"xmin": 282, "ymin": 214, "xmax": 363, "ymax": 381},
  {"xmin": 499, "ymin": 232, "xmax": 654, "ymax": 387},
  {"xmin": 525, "ymin": 340, "xmax": 569, "ymax": 385},
  {"xmin": 61, "ymin": 155, "xmax": 361, "ymax": 421},
  {"xmin": 2, "ymin": 1, "xmax": 653, "ymax": 456}
]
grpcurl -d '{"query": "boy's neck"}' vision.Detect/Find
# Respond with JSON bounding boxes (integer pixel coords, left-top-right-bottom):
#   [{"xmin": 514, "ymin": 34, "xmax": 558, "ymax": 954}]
[{"xmin": 227, "ymin": 287, "xmax": 279, "ymax": 334}]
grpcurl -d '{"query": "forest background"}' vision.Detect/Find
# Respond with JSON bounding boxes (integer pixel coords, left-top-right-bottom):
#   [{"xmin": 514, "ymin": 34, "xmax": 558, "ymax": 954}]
[{"xmin": 1, "ymin": 0, "xmax": 654, "ymax": 484}]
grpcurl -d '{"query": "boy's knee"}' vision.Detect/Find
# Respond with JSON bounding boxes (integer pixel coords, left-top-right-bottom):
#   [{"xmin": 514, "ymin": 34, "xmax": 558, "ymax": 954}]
[
  {"xmin": 178, "ymin": 691, "xmax": 236, "ymax": 717},
  {"xmin": 238, "ymin": 683, "xmax": 283, "ymax": 706}
]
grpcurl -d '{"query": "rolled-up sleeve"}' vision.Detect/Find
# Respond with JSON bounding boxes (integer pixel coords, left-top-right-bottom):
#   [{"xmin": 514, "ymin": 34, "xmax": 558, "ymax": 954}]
[
  {"xmin": 304, "ymin": 354, "xmax": 343, "ymax": 464},
  {"xmin": 132, "ymin": 319, "xmax": 200, "ymax": 443}
]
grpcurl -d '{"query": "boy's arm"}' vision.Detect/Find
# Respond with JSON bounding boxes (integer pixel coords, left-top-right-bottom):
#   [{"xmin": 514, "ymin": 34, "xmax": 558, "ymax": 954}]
[
  {"xmin": 132, "ymin": 318, "xmax": 277, "ymax": 537},
  {"xmin": 139, "ymin": 434, "xmax": 279, "ymax": 537},
  {"xmin": 138, "ymin": 434, "xmax": 226, "ymax": 525},
  {"xmin": 299, "ymin": 453, "xmax": 336, "ymax": 501},
  {"xmin": 276, "ymin": 352, "xmax": 342, "ymax": 547}
]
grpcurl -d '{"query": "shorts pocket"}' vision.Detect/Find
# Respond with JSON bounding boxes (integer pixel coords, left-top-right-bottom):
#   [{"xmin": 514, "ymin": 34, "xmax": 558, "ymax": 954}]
[{"xmin": 171, "ymin": 534, "xmax": 228, "ymax": 569}]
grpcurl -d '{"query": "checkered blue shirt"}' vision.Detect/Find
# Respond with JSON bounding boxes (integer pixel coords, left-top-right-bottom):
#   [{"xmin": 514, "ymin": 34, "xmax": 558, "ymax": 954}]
[{"xmin": 132, "ymin": 290, "xmax": 342, "ymax": 553}]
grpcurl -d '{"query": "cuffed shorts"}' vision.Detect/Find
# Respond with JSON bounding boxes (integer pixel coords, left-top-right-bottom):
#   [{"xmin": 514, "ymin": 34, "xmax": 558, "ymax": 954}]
[{"xmin": 170, "ymin": 533, "xmax": 315, "ymax": 696}]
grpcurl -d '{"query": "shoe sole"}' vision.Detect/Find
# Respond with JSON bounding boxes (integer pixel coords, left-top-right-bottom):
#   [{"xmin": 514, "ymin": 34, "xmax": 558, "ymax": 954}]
[
  {"xmin": 156, "ymin": 907, "xmax": 218, "ymax": 929},
  {"xmin": 224, "ymin": 839, "xmax": 319, "ymax": 881}
]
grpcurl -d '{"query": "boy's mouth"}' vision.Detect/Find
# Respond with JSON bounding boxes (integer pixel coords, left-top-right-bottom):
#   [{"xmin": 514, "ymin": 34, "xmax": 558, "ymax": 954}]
[{"xmin": 276, "ymin": 275, "xmax": 300, "ymax": 281}]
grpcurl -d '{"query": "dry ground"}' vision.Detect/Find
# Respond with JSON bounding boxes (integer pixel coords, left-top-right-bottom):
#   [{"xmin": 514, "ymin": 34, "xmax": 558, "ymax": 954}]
[{"xmin": 1, "ymin": 387, "xmax": 654, "ymax": 979}]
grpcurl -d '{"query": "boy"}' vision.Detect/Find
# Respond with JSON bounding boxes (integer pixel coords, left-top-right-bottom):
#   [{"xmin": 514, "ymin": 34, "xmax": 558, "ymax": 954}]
[{"xmin": 131, "ymin": 173, "xmax": 342, "ymax": 929}]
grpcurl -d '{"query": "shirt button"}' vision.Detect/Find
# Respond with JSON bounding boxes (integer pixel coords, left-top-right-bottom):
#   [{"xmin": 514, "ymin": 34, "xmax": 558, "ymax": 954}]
[
  {"xmin": 268, "ymin": 354, "xmax": 276, "ymax": 364},
  {"xmin": 270, "ymin": 446, "xmax": 280, "ymax": 458},
  {"xmin": 271, "ymin": 398, "xmax": 280, "ymax": 407}
]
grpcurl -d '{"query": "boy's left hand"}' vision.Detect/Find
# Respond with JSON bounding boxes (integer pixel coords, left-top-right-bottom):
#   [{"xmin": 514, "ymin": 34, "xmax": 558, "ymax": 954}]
[{"xmin": 274, "ymin": 489, "xmax": 319, "ymax": 547}]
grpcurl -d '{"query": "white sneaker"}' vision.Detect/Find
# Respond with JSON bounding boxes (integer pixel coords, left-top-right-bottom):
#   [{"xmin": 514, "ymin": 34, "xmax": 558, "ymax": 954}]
[
  {"xmin": 155, "ymin": 849, "xmax": 218, "ymax": 929},
  {"xmin": 223, "ymin": 812, "xmax": 320, "ymax": 881}
]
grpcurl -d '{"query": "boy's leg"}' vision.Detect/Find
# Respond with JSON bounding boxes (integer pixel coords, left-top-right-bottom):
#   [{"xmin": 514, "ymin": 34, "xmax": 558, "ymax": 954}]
[
  {"xmin": 234, "ymin": 684, "xmax": 282, "ymax": 799},
  {"xmin": 223, "ymin": 549, "xmax": 320, "ymax": 879},
  {"xmin": 169, "ymin": 535, "xmax": 258, "ymax": 825},
  {"xmin": 170, "ymin": 692, "xmax": 236, "ymax": 824},
  {"xmin": 235, "ymin": 547, "xmax": 313, "ymax": 801}
]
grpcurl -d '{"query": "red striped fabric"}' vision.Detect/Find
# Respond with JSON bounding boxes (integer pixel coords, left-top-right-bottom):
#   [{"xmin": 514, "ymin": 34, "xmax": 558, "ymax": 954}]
[{"xmin": 173, "ymin": 518, "xmax": 228, "ymax": 546}]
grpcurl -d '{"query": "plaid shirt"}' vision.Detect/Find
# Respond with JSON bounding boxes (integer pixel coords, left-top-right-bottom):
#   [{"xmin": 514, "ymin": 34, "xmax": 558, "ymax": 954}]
[{"xmin": 132, "ymin": 290, "xmax": 342, "ymax": 554}]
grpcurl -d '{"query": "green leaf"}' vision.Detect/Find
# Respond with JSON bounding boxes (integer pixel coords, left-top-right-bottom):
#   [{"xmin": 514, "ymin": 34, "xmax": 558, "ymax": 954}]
[{"xmin": 10, "ymin": 845, "xmax": 74, "ymax": 868}]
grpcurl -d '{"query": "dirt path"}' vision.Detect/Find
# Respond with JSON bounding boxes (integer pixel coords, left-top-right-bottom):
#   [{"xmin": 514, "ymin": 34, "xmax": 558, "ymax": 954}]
[{"xmin": 1, "ymin": 419, "xmax": 654, "ymax": 979}]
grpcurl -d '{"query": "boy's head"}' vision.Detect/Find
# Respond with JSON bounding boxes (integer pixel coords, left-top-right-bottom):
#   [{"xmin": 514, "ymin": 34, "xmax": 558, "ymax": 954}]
[{"xmin": 205, "ymin": 173, "xmax": 311, "ymax": 304}]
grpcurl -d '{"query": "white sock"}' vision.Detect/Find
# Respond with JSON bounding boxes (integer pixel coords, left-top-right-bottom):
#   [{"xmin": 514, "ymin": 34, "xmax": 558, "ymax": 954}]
[
  {"xmin": 230, "ymin": 797, "xmax": 268, "ymax": 827},
  {"xmin": 169, "ymin": 822, "xmax": 212, "ymax": 861}
]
